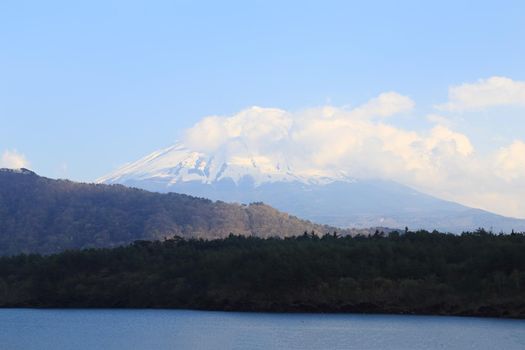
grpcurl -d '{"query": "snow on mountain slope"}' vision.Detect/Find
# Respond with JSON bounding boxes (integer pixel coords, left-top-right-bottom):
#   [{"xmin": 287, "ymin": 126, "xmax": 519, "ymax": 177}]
[{"xmin": 98, "ymin": 142, "xmax": 352, "ymax": 187}]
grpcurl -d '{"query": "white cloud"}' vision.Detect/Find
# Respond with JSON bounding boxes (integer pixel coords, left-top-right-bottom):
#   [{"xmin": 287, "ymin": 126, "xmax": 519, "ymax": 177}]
[
  {"xmin": 180, "ymin": 90, "xmax": 525, "ymax": 218},
  {"xmin": 436, "ymin": 76, "xmax": 525, "ymax": 112},
  {"xmin": 0, "ymin": 150, "xmax": 30, "ymax": 169},
  {"xmin": 182, "ymin": 93, "xmax": 476, "ymax": 194},
  {"xmin": 426, "ymin": 114, "xmax": 453, "ymax": 127},
  {"xmin": 425, "ymin": 125, "xmax": 474, "ymax": 157},
  {"xmin": 351, "ymin": 92, "xmax": 415, "ymax": 118},
  {"xmin": 495, "ymin": 140, "xmax": 525, "ymax": 182},
  {"xmin": 184, "ymin": 107, "xmax": 292, "ymax": 153}
]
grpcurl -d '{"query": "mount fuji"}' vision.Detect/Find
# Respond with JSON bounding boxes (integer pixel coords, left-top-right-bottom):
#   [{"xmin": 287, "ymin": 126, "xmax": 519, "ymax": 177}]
[{"xmin": 98, "ymin": 142, "xmax": 525, "ymax": 233}]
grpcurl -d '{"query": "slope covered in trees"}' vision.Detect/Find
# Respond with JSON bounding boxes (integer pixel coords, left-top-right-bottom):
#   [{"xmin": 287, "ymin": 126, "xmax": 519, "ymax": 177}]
[
  {"xmin": 0, "ymin": 169, "xmax": 369, "ymax": 256},
  {"xmin": 1, "ymin": 230, "xmax": 524, "ymax": 318}
]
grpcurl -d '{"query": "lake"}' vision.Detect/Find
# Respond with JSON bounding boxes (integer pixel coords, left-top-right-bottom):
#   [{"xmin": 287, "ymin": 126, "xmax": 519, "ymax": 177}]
[{"xmin": 1, "ymin": 309, "xmax": 524, "ymax": 349}]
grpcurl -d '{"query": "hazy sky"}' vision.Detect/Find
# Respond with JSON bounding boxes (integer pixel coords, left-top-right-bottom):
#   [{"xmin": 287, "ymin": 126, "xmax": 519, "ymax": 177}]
[{"xmin": 1, "ymin": 1, "xmax": 525, "ymax": 217}]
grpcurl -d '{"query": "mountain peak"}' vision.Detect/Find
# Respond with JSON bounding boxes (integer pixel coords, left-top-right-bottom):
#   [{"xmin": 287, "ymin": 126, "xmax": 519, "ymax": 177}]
[{"xmin": 97, "ymin": 141, "xmax": 351, "ymax": 187}]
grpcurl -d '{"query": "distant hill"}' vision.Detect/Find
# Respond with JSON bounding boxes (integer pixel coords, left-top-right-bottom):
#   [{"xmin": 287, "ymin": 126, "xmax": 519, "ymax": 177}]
[
  {"xmin": 98, "ymin": 141, "xmax": 525, "ymax": 233},
  {"xmin": 0, "ymin": 168, "xmax": 371, "ymax": 256}
]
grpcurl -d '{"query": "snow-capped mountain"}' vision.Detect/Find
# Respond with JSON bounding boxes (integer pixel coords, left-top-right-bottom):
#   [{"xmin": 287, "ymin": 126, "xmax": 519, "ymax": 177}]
[
  {"xmin": 98, "ymin": 142, "xmax": 352, "ymax": 187},
  {"xmin": 99, "ymin": 142, "xmax": 525, "ymax": 233}
]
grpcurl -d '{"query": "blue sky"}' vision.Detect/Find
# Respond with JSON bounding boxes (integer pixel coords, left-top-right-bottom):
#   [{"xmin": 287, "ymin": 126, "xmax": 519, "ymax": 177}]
[{"xmin": 1, "ymin": 1, "xmax": 525, "ymax": 216}]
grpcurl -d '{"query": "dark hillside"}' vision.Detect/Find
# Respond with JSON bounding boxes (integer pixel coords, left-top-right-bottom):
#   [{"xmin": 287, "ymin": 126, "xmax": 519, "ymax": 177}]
[{"xmin": 0, "ymin": 169, "xmax": 368, "ymax": 255}]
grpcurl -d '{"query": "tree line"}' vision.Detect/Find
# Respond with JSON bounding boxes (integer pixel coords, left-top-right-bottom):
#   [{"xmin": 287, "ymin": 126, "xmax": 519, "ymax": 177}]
[{"xmin": 1, "ymin": 229, "xmax": 524, "ymax": 318}]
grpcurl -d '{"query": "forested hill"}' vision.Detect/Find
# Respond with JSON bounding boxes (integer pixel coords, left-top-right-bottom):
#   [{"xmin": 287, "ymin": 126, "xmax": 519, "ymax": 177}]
[
  {"xmin": 0, "ymin": 168, "xmax": 370, "ymax": 256},
  {"xmin": 1, "ymin": 231, "xmax": 524, "ymax": 318}
]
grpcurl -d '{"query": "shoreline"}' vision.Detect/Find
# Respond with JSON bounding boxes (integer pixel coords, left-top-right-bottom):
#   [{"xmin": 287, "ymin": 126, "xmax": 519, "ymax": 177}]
[{"xmin": 2, "ymin": 305, "xmax": 524, "ymax": 320}]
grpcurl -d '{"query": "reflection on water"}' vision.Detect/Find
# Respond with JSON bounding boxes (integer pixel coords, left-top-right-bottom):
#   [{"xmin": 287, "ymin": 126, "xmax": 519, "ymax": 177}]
[{"xmin": 1, "ymin": 309, "xmax": 524, "ymax": 350}]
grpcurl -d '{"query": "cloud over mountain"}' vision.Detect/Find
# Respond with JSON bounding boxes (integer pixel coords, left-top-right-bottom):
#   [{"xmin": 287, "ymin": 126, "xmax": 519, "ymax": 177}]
[
  {"xmin": 182, "ymin": 93, "xmax": 473, "ymax": 185},
  {"xmin": 176, "ymin": 87, "xmax": 525, "ymax": 218}
]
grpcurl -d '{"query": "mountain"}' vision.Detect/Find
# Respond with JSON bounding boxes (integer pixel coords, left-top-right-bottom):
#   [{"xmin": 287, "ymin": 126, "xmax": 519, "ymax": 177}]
[
  {"xmin": 97, "ymin": 143, "xmax": 342, "ymax": 186},
  {"xmin": 0, "ymin": 168, "xmax": 371, "ymax": 256},
  {"xmin": 99, "ymin": 142, "xmax": 525, "ymax": 233}
]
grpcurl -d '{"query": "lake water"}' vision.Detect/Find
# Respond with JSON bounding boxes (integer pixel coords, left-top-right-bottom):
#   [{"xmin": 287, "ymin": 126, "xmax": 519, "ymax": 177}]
[{"xmin": 0, "ymin": 309, "xmax": 524, "ymax": 350}]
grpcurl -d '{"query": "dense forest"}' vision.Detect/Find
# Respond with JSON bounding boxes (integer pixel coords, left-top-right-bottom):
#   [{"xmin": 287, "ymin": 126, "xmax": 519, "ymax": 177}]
[
  {"xmin": 1, "ymin": 230, "xmax": 524, "ymax": 318},
  {"xmin": 0, "ymin": 168, "xmax": 371, "ymax": 256}
]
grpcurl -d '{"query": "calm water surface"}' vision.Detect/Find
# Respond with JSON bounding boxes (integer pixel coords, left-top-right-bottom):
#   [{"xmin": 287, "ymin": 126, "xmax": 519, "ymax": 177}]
[{"xmin": 1, "ymin": 309, "xmax": 524, "ymax": 350}]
